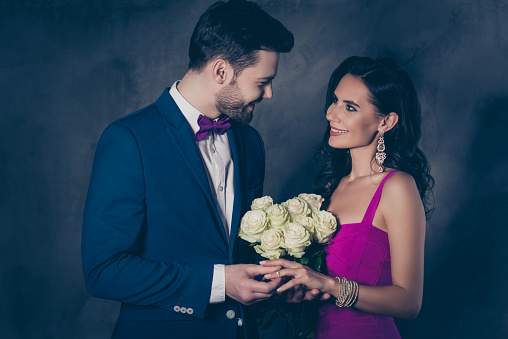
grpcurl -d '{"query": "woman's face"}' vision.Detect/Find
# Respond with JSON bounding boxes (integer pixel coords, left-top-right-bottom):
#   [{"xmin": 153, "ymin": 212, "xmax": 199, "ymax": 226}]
[{"xmin": 326, "ymin": 73, "xmax": 381, "ymax": 150}]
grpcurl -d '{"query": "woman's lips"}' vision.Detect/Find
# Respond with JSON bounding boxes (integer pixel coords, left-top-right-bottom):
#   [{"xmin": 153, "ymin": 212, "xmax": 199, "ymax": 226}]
[{"xmin": 330, "ymin": 127, "xmax": 348, "ymax": 136}]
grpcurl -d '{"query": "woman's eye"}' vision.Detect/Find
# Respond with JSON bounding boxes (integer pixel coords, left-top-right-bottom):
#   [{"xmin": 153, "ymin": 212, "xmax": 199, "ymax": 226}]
[
  {"xmin": 346, "ymin": 104, "xmax": 356, "ymax": 111},
  {"xmin": 332, "ymin": 96, "xmax": 338, "ymax": 104}
]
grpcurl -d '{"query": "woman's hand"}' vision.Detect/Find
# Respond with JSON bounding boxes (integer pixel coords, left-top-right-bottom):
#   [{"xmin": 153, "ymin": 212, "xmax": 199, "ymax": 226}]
[{"xmin": 260, "ymin": 259, "xmax": 334, "ymax": 301}]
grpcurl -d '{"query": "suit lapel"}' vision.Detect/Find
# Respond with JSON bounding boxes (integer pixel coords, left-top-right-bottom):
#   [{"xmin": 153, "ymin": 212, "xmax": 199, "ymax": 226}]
[
  {"xmin": 227, "ymin": 127, "xmax": 243, "ymax": 261},
  {"xmin": 156, "ymin": 89, "xmax": 228, "ymax": 244}
]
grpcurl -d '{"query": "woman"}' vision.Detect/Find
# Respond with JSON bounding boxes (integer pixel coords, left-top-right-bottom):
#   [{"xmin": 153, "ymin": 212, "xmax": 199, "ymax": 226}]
[{"xmin": 261, "ymin": 56, "xmax": 434, "ymax": 338}]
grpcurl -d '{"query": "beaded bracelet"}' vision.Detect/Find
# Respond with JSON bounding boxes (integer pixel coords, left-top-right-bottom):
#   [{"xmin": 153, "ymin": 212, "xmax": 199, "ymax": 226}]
[{"xmin": 335, "ymin": 277, "xmax": 359, "ymax": 307}]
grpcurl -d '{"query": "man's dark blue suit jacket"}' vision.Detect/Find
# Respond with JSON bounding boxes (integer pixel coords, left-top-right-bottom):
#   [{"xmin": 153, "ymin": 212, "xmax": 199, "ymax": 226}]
[{"xmin": 82, "ymin": 88, "xmax": 265, "ymax": 338}]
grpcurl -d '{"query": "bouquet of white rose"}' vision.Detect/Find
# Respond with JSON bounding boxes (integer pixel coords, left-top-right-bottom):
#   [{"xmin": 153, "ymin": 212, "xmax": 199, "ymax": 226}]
[
  {"xmin": 237, "ymin": 194, "xmax": 338, "ymax": 338},
  {"xmin": 238, "ymin": 193, "xmax": 337, "ymax": 266}
]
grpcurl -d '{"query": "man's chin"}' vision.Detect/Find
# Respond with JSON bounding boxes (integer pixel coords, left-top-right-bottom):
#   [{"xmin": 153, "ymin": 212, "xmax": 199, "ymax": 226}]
[
  {"xmin": 231, "ymin": 116, "xmax": 252, "ymax": 127},
  {"xmin": 225, "ymin": 110, "xmax": 253, "ymax": 126},
  {"xmin": 240, "ymin": 110, "xmax": 254, "ymax": 126}
]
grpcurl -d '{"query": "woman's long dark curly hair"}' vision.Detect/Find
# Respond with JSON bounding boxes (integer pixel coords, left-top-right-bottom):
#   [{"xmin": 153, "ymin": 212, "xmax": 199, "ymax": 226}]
[{"xmin": 314, "ymin": 56, "xmax": 435, "ymax": 218}]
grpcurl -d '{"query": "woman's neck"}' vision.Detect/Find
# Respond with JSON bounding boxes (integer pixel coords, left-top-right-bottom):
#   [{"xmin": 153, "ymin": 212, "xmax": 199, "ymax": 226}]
[{"xmin": 347, "ymin": 144, "xmax": 379, "ymax": 181}]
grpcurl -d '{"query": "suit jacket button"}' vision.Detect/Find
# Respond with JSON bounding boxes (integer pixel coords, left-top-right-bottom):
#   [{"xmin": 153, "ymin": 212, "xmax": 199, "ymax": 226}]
[
  {"xmin": 180, "ymin": 307, "xmax": 187, "ymax": 313},
  {"xmin": 226, "ymin": 310, "xmax": 235, "ymax": 319},
  {"xmin": 186, "ymin": 308, "xmax": 194, "ymax": 315},
  {"xmin": 173, "ymin": 306, "xmax": 180, "ymax": 312},
  {"xmin": 238, "ymin": 318, "xmax": 243, "ymax": 327}
]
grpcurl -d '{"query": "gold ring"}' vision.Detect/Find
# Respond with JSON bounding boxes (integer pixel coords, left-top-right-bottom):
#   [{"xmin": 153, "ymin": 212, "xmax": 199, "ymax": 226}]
[{"xmin": 276, "ymin": 270, "xmax": 280, "ymax": 278}]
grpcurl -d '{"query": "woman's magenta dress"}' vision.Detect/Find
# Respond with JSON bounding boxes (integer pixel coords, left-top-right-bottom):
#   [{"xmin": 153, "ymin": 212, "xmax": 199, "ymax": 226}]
[{"xmin": 315, "ymin": 171, "xmax": 401, "ymax": 338}]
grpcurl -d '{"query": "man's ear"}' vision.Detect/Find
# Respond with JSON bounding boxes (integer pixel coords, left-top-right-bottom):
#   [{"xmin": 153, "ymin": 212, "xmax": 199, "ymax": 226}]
[
  {"xmin": 210, "ymin": 59, "xmax": 232, "ymax": 85},
  {"xmin": 379, "ymin": 112, "xmax": 399, "ymax": 132}
]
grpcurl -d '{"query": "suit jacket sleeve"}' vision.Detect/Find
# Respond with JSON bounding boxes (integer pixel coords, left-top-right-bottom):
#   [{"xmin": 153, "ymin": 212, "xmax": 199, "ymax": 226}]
[{"xmin": 82, "ymin": 122, "xmax": 214, "ymax": 319}]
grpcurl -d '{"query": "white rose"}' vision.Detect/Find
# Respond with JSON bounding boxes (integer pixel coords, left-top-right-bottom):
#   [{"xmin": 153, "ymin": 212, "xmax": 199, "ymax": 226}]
[
  {"xmin": 298, "ymin": 193, "xmax": 325, "ymax": 211},
  {"xmin": 265, "ymin": 204, "xmax": 290, "ymax": 229},
  {"xmin": 254, "ymin": 229, "xmax": 286, "ymax": 259},
  {"xmin": 292, "ymin": 214, "xmax": 315, "ymax": 234},
  {"xmin": 239, "ymin": 210, "xmax": 269, "ymax": 243},
  {"xmin": 283, "ymin": 222, "xmax": 312, "ymax": 258},
  {"xmin": 251, "ymin": 196, "xmax": 274, "ymax": 210},
  {"xmin": 282, "ymin": 198, "xmax": 311, "ymax": 218},
  {"xmin": 312, "ymin": 210, "xmax": 338, "ymax": 244}
]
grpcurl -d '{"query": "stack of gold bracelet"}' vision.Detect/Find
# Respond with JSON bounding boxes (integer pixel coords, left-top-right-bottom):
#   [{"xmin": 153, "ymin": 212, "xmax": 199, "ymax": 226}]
[{"xmin": 335, "ymin": 277, "xmax": 359, "ymax": 307}]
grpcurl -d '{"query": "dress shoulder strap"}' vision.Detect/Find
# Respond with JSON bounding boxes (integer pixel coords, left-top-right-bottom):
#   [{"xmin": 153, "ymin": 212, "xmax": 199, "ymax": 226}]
[
  {"xmin": 344, "ymin": 170, "xmax": 401, "ymax": 281},
  {"xmin": 360, "ymin": 170, "xmax": 400, "ymax": 225}
]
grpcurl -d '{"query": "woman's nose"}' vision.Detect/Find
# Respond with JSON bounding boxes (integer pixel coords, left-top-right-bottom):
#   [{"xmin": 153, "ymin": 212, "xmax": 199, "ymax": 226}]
[{"xmin": 326, "ymin": 104, "xmax": 339, "ymax": 121}]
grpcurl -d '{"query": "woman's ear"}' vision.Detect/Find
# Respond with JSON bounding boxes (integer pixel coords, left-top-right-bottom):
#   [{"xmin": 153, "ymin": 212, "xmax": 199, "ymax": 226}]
[{"xmin": 379, "ymin": 112, "xmax": 399, "ymax": 132}]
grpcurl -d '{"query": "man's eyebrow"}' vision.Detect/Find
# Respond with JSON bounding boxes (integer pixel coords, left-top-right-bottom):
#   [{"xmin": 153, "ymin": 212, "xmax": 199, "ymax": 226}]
[
  {"xmin": 257, "ymin": 76, "xmax": 275, "ymax": 81},
  {"xmin": 343, "ymin": 100, "xmax": 360, "ymax": 108}
]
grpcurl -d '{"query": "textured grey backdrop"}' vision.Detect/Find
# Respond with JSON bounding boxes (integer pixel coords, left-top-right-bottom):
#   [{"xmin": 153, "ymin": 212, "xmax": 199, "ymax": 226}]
[{"xmin": 1, "ymin": 0, "xmax": 507, "ymax": 338}]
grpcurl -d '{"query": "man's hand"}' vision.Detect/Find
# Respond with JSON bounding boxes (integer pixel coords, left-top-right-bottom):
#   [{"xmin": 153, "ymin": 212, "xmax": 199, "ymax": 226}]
[
  {"xmin": 280, "ymin": 284, "xmax": 304, "ymax": 303},
  {"xmin": 225, "ymin": 264, "xmax": 282, "ymax": 305},
  {"xmin": 303, "ymin": 288, "xmax": 332, "ymax": 301},
  {"xmin": 279, "ymin": 285, "xmax": 331, "ymax": 303}
]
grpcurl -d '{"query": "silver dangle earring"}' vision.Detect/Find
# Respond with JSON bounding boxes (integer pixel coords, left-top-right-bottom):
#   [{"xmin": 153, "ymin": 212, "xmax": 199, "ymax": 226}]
[{"xmin": 375, "ymin": 130, "xmax": 386, "ymax": 173}]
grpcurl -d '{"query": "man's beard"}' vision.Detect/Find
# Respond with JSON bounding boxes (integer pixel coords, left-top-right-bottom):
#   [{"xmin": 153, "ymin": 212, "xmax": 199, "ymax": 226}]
[{"xmin": 215, "ymin": 82, "xmax": 256, "ymax": 127}]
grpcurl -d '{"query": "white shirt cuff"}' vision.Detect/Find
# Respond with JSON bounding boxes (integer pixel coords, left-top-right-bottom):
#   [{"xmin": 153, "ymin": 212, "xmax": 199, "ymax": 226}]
[{"xmin": 209, "ymin": 264, "xmax": 225, "ymax": 304}]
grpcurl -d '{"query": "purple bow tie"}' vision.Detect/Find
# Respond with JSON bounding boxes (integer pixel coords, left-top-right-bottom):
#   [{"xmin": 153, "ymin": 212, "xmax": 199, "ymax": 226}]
[{"xmin": 195, "ymin": 115, "xmax": 231, "ymax": 141}]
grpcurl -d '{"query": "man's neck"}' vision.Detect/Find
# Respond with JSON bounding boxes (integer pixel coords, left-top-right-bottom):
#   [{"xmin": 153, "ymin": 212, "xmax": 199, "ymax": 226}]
[{"xmin": 177, "ymin": 71, "xmax": 221, "ymax": 119}]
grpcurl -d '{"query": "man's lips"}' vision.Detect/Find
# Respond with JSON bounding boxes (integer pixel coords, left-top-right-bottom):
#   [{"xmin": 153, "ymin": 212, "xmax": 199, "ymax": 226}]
[
  {"xmin": 246, "ymin": 100, "xmax": 262, "ymax": 111},
  {"xmin": 244, "ymin": 99, "xmax": 263, "ymax": 113}
]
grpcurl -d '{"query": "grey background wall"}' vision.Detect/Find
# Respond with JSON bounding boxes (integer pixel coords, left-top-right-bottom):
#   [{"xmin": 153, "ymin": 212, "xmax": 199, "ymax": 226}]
[{"xmin": 1, "ymin": 0, "xmax": 507, "ymax": 338}]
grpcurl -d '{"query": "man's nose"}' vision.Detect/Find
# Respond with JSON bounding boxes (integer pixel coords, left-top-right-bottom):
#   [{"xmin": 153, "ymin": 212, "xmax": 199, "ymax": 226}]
[{"xmin": 262, "ymin": 84, "xmax": 273, "ymax": 99}]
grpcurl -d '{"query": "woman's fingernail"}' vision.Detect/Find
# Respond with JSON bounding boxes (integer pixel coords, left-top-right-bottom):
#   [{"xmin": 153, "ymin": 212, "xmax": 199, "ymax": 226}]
[
  {"xmin": 259, "ymin": 261, "xmax": 266, "ymax": 265},
  {"xmin": 264, "ymin": 274, "xmax": 271, "ymax": 278}
]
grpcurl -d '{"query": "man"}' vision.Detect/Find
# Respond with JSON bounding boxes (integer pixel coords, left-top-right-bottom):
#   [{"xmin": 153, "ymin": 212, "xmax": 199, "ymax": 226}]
[{"xmin": 81, "ymin": 1, "xmax": 294, "ymax": 338}]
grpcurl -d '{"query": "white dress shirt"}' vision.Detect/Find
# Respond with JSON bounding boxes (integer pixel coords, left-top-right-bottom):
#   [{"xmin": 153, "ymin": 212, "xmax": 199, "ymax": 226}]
[{"xmin": 169, "ymin": 82, "xmax": 234, "ymax": 304}]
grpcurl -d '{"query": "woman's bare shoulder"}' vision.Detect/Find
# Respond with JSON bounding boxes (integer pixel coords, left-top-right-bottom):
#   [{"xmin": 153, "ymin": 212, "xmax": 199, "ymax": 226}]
[{"xmin": 383, "ymin": 171, "xmax": 420, "ymax": 201}]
